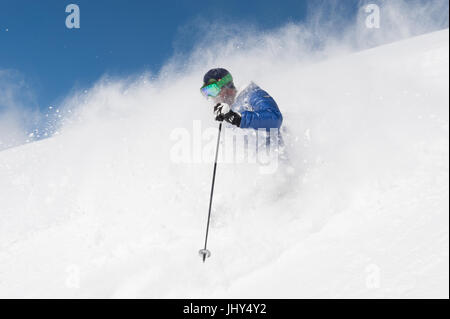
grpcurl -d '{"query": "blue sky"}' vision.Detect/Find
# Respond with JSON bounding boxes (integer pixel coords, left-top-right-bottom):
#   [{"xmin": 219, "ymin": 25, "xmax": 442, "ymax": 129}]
[{"xmin": 0, "ymin": 0, "xmax": 361, "ymax": 110}]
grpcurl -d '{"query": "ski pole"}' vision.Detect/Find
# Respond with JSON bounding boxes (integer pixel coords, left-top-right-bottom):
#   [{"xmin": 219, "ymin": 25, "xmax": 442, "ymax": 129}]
[{"xmin": 199, "ymin": 122, "xmax": 223, "ymax": 263}]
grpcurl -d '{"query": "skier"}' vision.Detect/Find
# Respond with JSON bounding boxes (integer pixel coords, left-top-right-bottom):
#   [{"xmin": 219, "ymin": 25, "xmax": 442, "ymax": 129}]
[
  {"xmin": 198, "ymin": 68, "xmax": 285, "ymax": 263},
  {"xmin": 198, "ymin": 69, "xmax": 291, "ymax": 262},
  {"xmin": 200, "ymin": 68, "xmax": 283, "ymax": 131}
]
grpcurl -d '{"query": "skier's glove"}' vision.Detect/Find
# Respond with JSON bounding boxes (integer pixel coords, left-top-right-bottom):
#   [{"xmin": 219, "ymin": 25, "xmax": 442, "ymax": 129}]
[{"xmin": 214, "ymin": 103, "xmax": 241, "ymax": 127}]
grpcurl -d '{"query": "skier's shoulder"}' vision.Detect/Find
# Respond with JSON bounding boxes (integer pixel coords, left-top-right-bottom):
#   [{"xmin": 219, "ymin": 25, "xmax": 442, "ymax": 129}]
[
  {"xmin": 236, "ymin": 82, "xmax": 266, "ymax": 101},
  {"xmin": 233, "ymin": 82, "xmax": 277, "ymax": 113},
  {"xmin": 246, "ymin": 83, "xmax": 278, "ymax": 109}
]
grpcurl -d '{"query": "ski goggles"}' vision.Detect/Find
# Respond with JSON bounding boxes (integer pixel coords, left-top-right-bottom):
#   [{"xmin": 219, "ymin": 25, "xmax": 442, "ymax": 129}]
[{"xmin": 200, "ymin": 74, "xmax": 233, "ymax": 97}]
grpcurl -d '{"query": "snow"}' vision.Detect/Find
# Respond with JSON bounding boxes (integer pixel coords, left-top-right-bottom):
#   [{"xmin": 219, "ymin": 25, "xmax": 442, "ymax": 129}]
[{"xmin": 0, "ymin": 29, "xmax": 448, "ymax": 298}]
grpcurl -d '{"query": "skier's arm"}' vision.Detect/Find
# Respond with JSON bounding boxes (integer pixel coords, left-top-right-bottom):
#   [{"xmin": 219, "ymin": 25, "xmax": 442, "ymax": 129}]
[
  {"xmin": 239, "ymin": 92, "xmax": 283, "ymax": 129},
  {"xmin": 240, "ymin": 110, "xmax": 282, "ymax": 129}
]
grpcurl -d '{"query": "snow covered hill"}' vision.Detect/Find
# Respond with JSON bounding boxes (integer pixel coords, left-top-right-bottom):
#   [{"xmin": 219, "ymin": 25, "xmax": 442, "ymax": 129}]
[{"xmin": 0, "ymin": 29, "xmax": 448, "ymax": 298}]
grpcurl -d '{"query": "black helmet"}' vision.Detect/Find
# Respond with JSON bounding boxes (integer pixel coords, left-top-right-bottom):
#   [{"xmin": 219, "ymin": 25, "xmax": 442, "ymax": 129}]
[{"xmin": 202, "ymin": 68, "xmax": 235, "ymax": 89}]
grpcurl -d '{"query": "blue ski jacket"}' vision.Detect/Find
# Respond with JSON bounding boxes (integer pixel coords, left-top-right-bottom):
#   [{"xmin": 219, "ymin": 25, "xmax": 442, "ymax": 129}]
[{"xmin": 232, "ymin": 83, "xmax": 283, "ymax": 130}]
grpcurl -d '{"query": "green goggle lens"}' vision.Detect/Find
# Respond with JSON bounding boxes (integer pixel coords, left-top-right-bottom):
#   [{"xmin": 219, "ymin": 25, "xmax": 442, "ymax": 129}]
[
  {"xmin": 200, "ymin": 73, "xmax": 232, "ymax": 97},
  {"xmin": 200, "ymin": 83, "xmax": 221, "ymax": 97}
]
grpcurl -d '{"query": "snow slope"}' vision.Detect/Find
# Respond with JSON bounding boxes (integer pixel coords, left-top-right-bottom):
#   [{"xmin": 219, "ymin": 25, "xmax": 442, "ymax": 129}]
[{"xmin": 0, "ymin": 29, "xmax": 448, "ymax": 298}]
